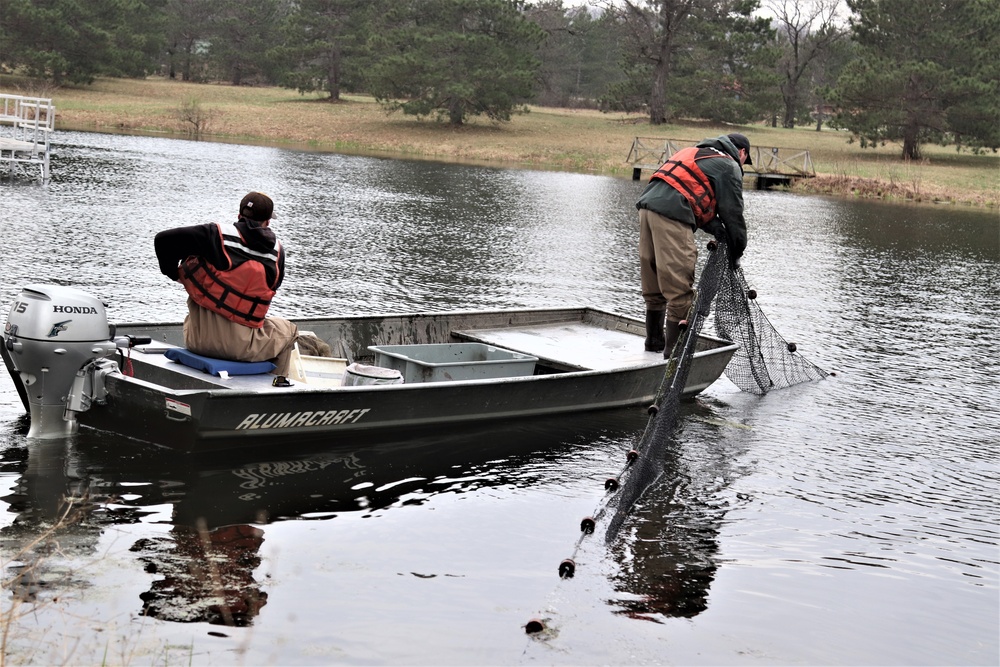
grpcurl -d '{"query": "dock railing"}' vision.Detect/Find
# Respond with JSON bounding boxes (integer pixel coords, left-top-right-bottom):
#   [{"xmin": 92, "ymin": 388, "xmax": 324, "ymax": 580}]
[
  {"xmin": 627, "ymin": 137, "xmax": 815, "ymax": 187},
  {"xmin": 1, "ymin": 93, "xmax": 56, "ymax": 181}
]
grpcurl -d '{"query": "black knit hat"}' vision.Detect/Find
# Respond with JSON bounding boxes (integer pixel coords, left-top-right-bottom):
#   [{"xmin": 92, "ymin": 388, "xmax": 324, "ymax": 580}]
[
  {"xmin": 727, "ymin": 133, "xmax": 753, "ymax": 165},
  {"xmin": 239, "ymin": 192, "xmax": 275, "ymax": 222}
]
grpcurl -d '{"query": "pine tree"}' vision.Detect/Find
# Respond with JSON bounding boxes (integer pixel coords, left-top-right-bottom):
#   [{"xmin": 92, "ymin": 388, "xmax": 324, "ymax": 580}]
[
  {"xmin": 831, "ymin": 0, "xmax": 1000, "ymax": 159},
  {"xmin": 1, "ymin": 0, "xmax": 164, "ymax": 84},
  {"xmin": 365, "ymin": 0, "xmax": 544, "ymax": 126},
  {"xmin": 275, "ymin": 0, "xmax": 374, "ymax": 100}
]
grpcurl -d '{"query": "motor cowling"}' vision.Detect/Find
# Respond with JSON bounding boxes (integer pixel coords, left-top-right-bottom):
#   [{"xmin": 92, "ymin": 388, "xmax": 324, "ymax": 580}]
[{"xmin": 3, "ymin": 284, "xmax": 118, "ymax": 438}]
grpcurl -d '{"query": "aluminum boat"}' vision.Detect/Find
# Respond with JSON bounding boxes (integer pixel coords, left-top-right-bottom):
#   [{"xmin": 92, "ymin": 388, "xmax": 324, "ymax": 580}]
[{"xmin": 2, "ymin": 284, "xmax": 738, "ymax": 452}]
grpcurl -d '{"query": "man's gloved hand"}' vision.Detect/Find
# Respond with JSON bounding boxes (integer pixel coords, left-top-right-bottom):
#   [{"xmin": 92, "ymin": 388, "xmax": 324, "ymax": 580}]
[
  {"xmin": 703, "ymin": 219, "xmax": 745, "ymax": 269},
  {"xmin": 725, "ymin": 225, "xmax": 746, "ymax": 267},
  {"xmin": 702, "ymin": 219, "xmax": 726, "ymax": 240},
  {"xmin": 728, "ymin": 238, "xmax": 745, "ymax": 269}
]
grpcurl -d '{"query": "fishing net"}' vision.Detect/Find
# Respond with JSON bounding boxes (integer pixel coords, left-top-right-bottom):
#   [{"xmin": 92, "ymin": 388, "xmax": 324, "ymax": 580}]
[
  {"xmin": 601, "ymin": 230, "xmax": 829, "ymax": 543},
  {"xmin": 714, "ymin": 258, "xmax": 830, "ymax": 395}
]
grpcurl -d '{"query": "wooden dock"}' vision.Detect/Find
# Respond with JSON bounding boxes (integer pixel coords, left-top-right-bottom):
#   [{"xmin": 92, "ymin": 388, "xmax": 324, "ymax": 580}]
[
  {"xmin": 627, "ymin": 137, "xmax": 815, "ymax": 189},
  {"xmin": 1, "ymin": 93, "xmax": 55, "ymax": 182}
]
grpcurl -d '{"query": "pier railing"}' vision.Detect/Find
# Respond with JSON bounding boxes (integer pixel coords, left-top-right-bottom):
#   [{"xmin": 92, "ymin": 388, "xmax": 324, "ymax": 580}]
[
  {"xmin": 1, "ymin": 93, "xmax": 56, "ymax": 181},
  {"xmin": 627, "ymin": 136, "xmax": 815, "ymax": 187}
]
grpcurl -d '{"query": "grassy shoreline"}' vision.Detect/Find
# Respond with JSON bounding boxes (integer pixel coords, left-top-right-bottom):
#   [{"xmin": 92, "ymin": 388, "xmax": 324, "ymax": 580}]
[{"xmin": 7, "ymin": 76, "xmax": 999, "ymax": 208}]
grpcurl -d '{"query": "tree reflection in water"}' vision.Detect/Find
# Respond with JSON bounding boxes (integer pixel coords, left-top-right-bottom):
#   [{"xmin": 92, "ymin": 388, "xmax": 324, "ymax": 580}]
[
  {"xmin": 606, "ymin": 400, "xmax": 753, "ymax": 621},
  {"xmin": 132, "ymin": 522, "xmax": 267, "ymax": 626},
  {"xmin": 610, "ymin": 482, "xmax": 722, "ymax": 620},
  {"xmin": 1, "ymin": 412, "xmax": 646, "ymax": 629}
]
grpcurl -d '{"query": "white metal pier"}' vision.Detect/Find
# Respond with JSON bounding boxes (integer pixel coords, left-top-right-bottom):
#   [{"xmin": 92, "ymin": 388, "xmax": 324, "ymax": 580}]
[{"xmin": 0, "ymin": 93, "xmax": 55, "ymax": 181}]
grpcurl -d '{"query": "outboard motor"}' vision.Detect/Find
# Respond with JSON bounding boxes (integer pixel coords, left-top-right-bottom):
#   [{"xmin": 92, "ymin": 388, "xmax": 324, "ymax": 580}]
[{"xmin": 2, "ymin": 284, "xmax": 119, "ymax": 438}]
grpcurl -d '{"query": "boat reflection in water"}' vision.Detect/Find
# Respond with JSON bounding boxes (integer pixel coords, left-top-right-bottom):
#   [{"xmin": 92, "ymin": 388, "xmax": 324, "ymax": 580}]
[{"xmin": 0, "ymin": 406, "xmax": 733, "ymax": 627}]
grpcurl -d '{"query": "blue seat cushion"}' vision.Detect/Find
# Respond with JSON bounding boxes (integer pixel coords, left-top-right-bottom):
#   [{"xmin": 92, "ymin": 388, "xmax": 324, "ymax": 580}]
[{"xmin": 164, "ymin": 348, "xmax": 275, "ymax": 376}]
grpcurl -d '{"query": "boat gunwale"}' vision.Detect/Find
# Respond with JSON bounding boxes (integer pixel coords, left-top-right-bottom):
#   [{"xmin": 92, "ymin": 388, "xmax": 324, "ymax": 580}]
[
  {"xmin": 114, "ymin": 304, "xmax": 602, "ymax": 331},
  {"xmin": 114, "ymin": 340, "xmax": 739, "ymax": 400},
  {"xmin": 112, "ymin": 303, "xmax": 738, "ymax": 399}
]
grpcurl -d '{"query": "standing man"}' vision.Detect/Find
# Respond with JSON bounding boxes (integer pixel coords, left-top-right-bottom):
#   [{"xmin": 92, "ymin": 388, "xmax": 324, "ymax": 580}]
[
  {"xmin": 154, "ymin": 191, "xmax": 300, "ymax": 376},
  {"xmin": 636, "ymin": 133, "xmax": 751, "ymax": 356}
]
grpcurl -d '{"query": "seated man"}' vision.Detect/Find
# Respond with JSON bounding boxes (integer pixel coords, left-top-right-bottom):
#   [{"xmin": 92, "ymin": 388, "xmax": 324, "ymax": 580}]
[{"xmin": 154, "ymin": 191, "xmax": 299, "ymax": 376}]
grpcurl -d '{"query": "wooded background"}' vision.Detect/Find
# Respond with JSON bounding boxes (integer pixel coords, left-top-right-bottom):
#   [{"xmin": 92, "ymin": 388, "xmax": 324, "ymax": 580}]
[{"xmin": 2, "ymin": 0, "xmax": 997, "ymax": 160}]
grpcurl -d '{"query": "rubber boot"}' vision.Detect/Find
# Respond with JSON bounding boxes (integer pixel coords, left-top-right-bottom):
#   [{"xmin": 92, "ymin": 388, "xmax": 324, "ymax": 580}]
[
  {"xmin": 663, "ymin": 320, "xmax": 682, "ymax": 359},
  {"xmin": 644, "ymin": 310, "xmax": 666, "ymax": 352}
]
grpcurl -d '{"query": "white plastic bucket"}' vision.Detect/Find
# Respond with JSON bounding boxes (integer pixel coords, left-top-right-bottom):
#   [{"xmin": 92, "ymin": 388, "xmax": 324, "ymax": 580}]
[{"xmin": 341, "ymin": 362, "xmax": 404, "ymax": 387}]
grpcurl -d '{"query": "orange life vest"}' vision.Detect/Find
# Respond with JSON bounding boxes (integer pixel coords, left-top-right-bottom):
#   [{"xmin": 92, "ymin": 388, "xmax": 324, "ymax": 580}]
[
  {"xmin": 179, "ymin": 222, "xmax": 281, "ymax": 328},
  {"xmin": 649, "ymin": 147, "xmax": 735, "ymax": 226}
]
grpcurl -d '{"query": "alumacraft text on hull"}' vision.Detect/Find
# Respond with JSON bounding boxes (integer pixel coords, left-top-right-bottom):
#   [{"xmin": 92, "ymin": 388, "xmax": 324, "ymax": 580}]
[{"xmin": 2, "ymin": 284, "xmax": 738, "ymax": 452}]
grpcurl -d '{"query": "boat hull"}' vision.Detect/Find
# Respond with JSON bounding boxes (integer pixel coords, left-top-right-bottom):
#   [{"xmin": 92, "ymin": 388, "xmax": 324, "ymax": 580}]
[
  {"xmin": 83, "ymin": 363, "xmax": 665, "ymax": 451},
  {"xmin": 3, "ymin": 307, "xmax": 737, "ymax": 451}
]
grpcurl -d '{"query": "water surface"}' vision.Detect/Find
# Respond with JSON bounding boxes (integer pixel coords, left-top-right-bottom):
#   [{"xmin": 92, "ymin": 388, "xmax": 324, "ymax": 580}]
[{"xmin": 0, "ymin": 131, "xmax": 997, "ymax": 665}]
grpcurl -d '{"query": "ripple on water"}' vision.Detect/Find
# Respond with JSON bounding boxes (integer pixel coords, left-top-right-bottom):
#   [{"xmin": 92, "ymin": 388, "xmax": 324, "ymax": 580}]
[{"xmin": 1, "ymin": 135, "xmax": 997, "ymax": 665}]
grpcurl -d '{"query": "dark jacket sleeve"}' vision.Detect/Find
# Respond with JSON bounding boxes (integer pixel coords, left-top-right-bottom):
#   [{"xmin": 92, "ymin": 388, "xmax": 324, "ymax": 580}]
[
  {"xmin": 274, "ymin": 245, "xmax": 286, "ymax": 291},
  {"xmin": 154, "ymin": 223, "xmax": 230, "ymax": 281},
  {"xmin": 706, "ymin": 162, "xmax": 748, "ymax": 258}
]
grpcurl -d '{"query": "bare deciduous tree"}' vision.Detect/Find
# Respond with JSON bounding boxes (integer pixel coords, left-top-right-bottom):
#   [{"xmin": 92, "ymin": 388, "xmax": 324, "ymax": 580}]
[
  {"xmin": 767, "ymin": 0, "xmax": 846, "ymax": 128},
  {"xmin": 606, "ymin": 0, "xmax": 697, "ymax": 125}
]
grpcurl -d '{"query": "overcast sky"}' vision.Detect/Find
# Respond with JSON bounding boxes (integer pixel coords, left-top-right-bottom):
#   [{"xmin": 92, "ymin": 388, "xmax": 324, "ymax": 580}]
[{"xmin": 554, "ymin": 0, "xmax": 785, "ymax": 21}]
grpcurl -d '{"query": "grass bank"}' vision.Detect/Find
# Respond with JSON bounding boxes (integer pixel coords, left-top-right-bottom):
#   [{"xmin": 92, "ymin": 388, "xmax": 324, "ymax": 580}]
[{"xmin": 5, "ymin": 76, "xmax": 998, "ymax": 208}]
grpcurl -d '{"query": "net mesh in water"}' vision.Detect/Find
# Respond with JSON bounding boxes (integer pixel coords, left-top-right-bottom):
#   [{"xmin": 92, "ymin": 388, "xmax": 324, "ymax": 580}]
[
  {"xmin": 714, "ymin": 256, "xmax": 830, "ymax": 394},
  {"xmin": 602, "ymin": 231, "xmax": 828, "ymax": 542}
]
